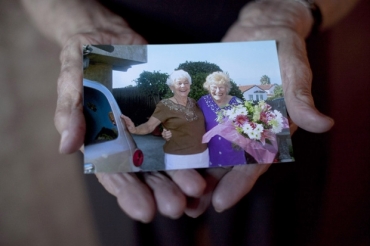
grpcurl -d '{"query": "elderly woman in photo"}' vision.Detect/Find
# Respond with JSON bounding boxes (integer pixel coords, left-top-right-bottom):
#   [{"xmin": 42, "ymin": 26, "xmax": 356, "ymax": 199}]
[
  {"xmin": 197, "ymin": 71, "xmax": 247, "ymax": 167},
  {"xmin": 164, "ymin": 71, "xmax": 247, "ymax": 167},
  {"xmin": 121, "ymin": 69, "xmax": 209, "ymax": 170}
]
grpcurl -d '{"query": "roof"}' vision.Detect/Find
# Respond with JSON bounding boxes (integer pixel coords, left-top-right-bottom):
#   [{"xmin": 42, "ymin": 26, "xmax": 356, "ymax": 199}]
[
  {"xmin": 258, "ymin": 84, "xmax": 276, "ymax": 90},
  {"xmin": 238, "ymin": 84, "xmax": 277, "ymax": 93},
  {"xmin": 238, "ymin": 85, "xmax": 255, "ymax": 93}
]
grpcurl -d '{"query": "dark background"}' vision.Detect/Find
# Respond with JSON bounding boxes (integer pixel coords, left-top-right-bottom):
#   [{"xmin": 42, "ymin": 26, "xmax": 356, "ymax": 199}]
[{"xmin": 0, "ymin": 0, "xmax": 369, "ymax": 245}]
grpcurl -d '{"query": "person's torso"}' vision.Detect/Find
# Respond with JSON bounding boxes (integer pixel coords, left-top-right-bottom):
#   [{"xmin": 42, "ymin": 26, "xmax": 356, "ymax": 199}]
[
  {"xmin": 198, "ymin": 94, "xmax": 246, "ymax": 166},
  {"xmin": 153, "ymin": 98, "xmax": 207, "ymax": 154},
  {"xmin": 100, "ymin": 0, "xmax": 251, "ymax": 43}
]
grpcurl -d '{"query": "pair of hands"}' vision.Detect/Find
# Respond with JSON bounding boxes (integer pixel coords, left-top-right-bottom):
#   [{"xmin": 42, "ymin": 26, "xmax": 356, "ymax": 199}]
[{"xmin": 55, "ymin": 0, "xmax": 334, "ymax": 222}]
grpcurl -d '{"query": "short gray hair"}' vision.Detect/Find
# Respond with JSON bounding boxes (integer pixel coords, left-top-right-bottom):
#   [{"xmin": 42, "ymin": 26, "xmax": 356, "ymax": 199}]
[{"xmin": 166, "ymin": 70, "xmax": 192, "ymax": 86}]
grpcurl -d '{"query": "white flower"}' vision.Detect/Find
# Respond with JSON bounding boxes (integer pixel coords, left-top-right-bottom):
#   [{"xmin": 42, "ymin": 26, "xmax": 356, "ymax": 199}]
[
  {"xmin": 269, "ymin": 110, "xmax": 284, "ymax": 133},
  {"xmin": 224, "ymin": 105, "xmax": 248, "ymax": 121},
  {"xmin": 242, "ymin": 122, "xmax": 264, "ymax": 140},
  {"xmin": 218, "ymin": 102, "xmax": 286, "ymax": 144}
]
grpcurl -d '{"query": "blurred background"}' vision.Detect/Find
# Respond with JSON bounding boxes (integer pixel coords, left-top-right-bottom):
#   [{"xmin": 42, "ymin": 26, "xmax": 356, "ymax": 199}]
[
  {"xmin": 0, "ymin": 1, "xmax": 98, "ymax": 245},
  {"xmin": 0, "ymin": 0, "xmax": 369, "ymax": 245}
]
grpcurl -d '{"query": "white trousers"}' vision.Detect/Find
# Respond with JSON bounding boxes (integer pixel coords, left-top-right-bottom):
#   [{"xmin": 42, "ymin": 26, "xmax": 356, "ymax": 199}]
[{"xmin": 164, "ymin": 148, "xmax": 209, "ymax": 170}]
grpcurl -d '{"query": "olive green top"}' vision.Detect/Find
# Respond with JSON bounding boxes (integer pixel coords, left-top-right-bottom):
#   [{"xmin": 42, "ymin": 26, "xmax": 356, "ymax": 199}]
[{"xmin": 152, "ymin": 98, "xmax": 207, "ymax": 155}]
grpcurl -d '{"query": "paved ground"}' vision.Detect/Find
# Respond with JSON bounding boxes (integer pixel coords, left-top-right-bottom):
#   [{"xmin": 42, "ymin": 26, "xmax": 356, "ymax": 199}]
[{"xmin": 132, "ymin": 134, "xmax": 166, "ymax": 171}]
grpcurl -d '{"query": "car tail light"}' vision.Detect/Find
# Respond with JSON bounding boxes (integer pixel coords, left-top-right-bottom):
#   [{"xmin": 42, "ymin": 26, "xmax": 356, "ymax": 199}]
[{"xmin": 133, "ymin": 149, "xmax": 144, "ymax": 167}]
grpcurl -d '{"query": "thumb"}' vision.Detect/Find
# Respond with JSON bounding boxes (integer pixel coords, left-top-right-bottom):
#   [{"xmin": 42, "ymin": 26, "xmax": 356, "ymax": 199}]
[
  {"xmin": 55, "ymin": 41, "xmax": 85, "ymax": 154},
  {"xmin": 278, "ymin": 39, "xmax": 334, "ymax": 133}
]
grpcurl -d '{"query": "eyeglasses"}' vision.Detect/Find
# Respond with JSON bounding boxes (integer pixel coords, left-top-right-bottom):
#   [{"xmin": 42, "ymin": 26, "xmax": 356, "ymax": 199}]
[{"xmin": 210, "ymin": 85, "xmax": 226, "ymax": 91}]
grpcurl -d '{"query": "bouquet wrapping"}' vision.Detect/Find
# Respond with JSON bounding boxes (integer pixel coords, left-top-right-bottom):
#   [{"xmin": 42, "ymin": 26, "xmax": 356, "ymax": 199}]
[{"xmin": 202, "ymin": 100, "xmax": 289, "ymax": 164}]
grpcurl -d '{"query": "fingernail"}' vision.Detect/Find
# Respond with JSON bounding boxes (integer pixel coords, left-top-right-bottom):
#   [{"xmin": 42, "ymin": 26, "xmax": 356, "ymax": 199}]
[{"xmin": 59, "ymin": 130, "xmax": 69, "ymax": 153}]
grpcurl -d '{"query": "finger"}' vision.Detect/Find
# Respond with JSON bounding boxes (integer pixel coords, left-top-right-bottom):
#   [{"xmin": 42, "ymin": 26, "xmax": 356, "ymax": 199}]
[
  {"xmin": 56, "ymin": 30, "xmax": 147, "ymax": 154},
  {"xmin": 120, "ymin": 114, "xmax": 129, "ymax": 121},
  {"xmin": 166, "ymin": 133, "xmax": 172, "ymax": 141},
  {"xmin": 162, "ymin": 131, "xmax": 172, "ymax": 141},
  {"xmin": 212, "ymin": 164, "xmax": 270, "ymax": 212},
  {"xmin": 120, "ymin": 115, "xmax": 130, "ymax": 126},
  {"xmin": 288, "ymin": 117, "xmax": 298, "ymax": 135},
  {"xmin": 222, "ymin": 25, "xmax": 334, "ymax": 133},
  {"xmin": 161, "ymin": 129, "xmax": 170, "ymax": 141},
  {"xmin": 166, "ymin": 169, "xmax": 206, "ymax": 198},
  {"xmin": 143, "ymin": 172, "xmax": 186, "ymax": 219},
  {"xmin": 96, "ymin": 173, "xmax": 156, "ymax": 223},
  {"xmin": 55, "ymin": 37, "xmax": 86, "ymax": 154},
  {"xmin": 277, "ymin": 37, "xmax": 334, "ymax": 133},
  {"xmin": 120, "ymin": 115, "xmax": 136, "ymax": 133},
  {"xmin": 185, "ymin": 167, "xmax": 229, "ymax": 218}
]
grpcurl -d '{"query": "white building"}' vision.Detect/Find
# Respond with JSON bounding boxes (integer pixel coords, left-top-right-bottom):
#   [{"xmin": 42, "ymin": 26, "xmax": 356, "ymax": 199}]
[{"xmin": 239, "ymin": 84, "xmax": 277, "ymax": 101}]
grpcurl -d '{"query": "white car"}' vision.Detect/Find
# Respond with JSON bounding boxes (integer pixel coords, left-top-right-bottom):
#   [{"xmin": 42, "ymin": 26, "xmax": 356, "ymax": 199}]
[{"xmin": 83, "ymin": 79, "xmax": 143, "ymax": 173}]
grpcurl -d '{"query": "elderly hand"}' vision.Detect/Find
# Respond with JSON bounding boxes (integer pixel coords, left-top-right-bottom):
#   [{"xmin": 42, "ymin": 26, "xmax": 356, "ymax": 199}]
[
  {"xmin": 184, "ymin": 0, "xmax": 335, "ymax": 217},
  {"xmin": 66, "ymin": 25, "xmax": 210, "ymax": 223},
  {"xmin": 60, "ymin": 29, "xmax": 208, "ymax": 222},
  {"xmin": 22, "ymin": 0, "xmax": 339, "ymax": 221},
  {"xmin": 56, "ymin": 27, "xmax": 146, "ymax": 154},
  {"xmin": 223, "ymin": 0, "xmax": 334, "ymax": 133},
  {"xmin": 20, "ymin": 0, "xmax": 211, "ymax": 222},
  {"xmin": 212, "ymin": 0, "xmax": 334, "ymax": 212}
]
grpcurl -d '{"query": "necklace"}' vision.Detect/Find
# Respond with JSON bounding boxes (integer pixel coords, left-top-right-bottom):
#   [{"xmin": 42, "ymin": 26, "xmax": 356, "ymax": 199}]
[
  {"xmin": 162, "ymin": 98, "xmax": 198, "ymax": 121},
  {"xmin": 204, "ymin": 95, "xmax": 239, "ymax": 113},
  {"xmin": 173, "ymin": 96, "xmax": 187, "ymax": 106}
]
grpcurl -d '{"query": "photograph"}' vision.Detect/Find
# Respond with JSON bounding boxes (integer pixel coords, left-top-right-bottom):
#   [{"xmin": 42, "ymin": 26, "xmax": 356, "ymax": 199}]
[{"xmin": 83, "ymin": 41, "xmax": 294, "ymax": 173}]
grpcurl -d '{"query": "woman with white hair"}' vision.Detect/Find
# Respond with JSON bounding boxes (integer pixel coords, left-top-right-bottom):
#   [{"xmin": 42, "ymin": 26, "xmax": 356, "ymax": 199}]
[
  {"xmin": 121, "ymin": 69, "xmax": 209, "ymax": 170},
  {"xmin": 163, "ymin": 71, "xmax": 247, "ymax": 167}
]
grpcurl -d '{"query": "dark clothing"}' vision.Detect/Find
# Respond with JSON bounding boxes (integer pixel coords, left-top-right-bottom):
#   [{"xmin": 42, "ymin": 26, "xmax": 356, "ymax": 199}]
[
  {"xmin": 85, "ymin": 1, "xmax": 370, "ymax": 246},
  {"xmin": 100, "ymin": 0, "xmax": 251, "ymax": 43}
]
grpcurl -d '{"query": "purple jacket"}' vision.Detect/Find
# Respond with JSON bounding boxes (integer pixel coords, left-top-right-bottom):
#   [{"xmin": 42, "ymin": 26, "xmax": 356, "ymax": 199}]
[{"xmin": 198, "ymin": 94, "xmax": 247, "ymax": 167}]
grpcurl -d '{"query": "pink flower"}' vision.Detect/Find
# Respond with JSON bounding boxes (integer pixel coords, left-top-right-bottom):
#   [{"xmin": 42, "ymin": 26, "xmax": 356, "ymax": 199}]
[
  {"xmin": 249, "ymin": 122, "xmax": 257, "ymax": 129},
  {"xmin": 260, "ymin": 129, "xmax": 275, "ymax": 145},
  {"xmin": 235, "ymin": 115, "xmax": 249, "ymax": 127},
  {"xmin": 260, "ymin": 112, "xmax": 268, "ymax": 123},
  {"xmin": 260, "ymin": 111, "xmax": 272, "ymax": 123}
]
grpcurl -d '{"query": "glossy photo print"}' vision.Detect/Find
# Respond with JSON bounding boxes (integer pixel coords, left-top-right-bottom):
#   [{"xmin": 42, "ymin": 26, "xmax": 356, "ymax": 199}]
[{"xmin": 83, "ymin": 42, "xmax": 294, "ymax": 173}]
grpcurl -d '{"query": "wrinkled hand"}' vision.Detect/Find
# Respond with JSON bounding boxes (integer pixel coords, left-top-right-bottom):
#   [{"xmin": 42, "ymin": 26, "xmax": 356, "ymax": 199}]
[
  {"xmin": 184, "ymin": 0, "xmax": 335, "ymax": 217},
  {"xmin": 162, "ymin": 128, "xmax": 172, "ymax": 141},
  {"xmin": 56, "ymin": 28, "xmax": 145, "ymax": 154},
  {"xmin": 222, "ymin": 0, "xmax": 334, "ymax": 133},
  {"xmin": 95, "ymin": 170, "xmax": 206, "ymax": 222},
  {"xmin": 54, "ymin": 10, "xmax": 209, "ymax": 222},
  {"xmin": 53, "ymin": 0, "xmax": 336, "ymax": 221}
]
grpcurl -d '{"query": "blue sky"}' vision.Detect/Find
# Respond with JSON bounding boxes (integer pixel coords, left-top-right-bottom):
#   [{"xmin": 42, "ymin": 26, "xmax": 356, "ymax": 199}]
[{"xmin": 113, "ymin": 40, "xmax": 282, "ymax": 88}]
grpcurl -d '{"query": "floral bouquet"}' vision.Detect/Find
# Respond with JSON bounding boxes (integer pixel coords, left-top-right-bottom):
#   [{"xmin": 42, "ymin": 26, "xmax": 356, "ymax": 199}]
[{"xmin": 202, "ymin": 100, "xmax": 289, "ymax": 164}]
